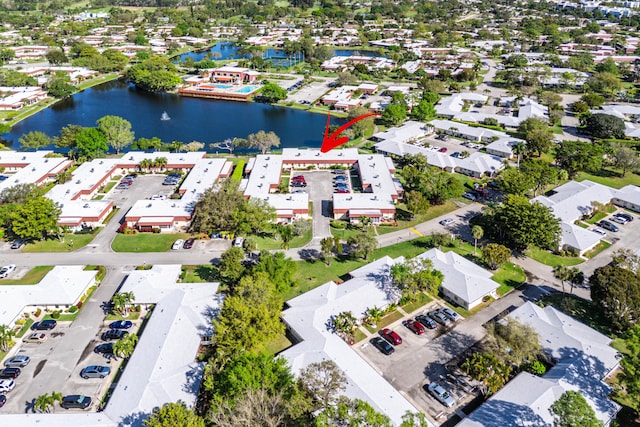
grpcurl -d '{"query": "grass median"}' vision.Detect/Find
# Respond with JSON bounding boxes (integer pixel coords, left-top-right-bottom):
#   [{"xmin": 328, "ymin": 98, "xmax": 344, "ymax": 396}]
[{"xmin": 111, "ymin": 232, "xmax": 192, "ymax": 252}]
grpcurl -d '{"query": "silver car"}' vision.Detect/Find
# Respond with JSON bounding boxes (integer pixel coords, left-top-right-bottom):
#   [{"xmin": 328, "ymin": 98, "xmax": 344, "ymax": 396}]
[
  {"xmin": 4, "ymin": 355, "xmax": 30, "ymax": 368},
  {"xmin": 80, "ymin": 365, "xmax": 111, "ymax": 379},
  {"xmin": 426, "ymin": 382, "xmax": 456, "ymax": 408}
]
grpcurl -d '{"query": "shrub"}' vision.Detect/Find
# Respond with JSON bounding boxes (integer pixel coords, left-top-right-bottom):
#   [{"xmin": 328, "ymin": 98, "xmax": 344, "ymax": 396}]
[
  {"xmin": 15, "ymin": 319, "xmax": 25, "ymax": 325},
  {"xmin": 34, "ymin": 308, "xmax": 42, "ymax": 318},
  {"xmin": 67, "ymin": 305, "xmax": 78, "ymax": 313},
  {"xmin": 523, "ymin": 360, "xmax": 547, "ymax": 376},
  {"xmin": 330, "ymin": 220, "xmax": 347, "ymax": 229},
  {"xmin": 76, "ymin": 301, "xmax": 83, "ymax": 309},
  {"xmin": 51, "ymin": 311, "xmax": 61, "ymax": 319}
]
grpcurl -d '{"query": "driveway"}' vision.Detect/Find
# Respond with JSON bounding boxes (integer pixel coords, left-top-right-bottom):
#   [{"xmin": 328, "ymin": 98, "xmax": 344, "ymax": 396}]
[{"xmin": 297, "ymin": 170, "xmax": 334, "ymax": 242}]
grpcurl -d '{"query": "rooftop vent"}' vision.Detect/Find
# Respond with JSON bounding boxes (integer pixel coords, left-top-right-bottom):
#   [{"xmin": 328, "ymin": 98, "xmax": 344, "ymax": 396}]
[
  {"xmin": 374, "ymin": 174, "xmax": 379, "ymax": 178},
  {"xmin": 172, "ymin": 203, "xmax": 176, "ymax": 208},
  {"xmin": 99, "ymin": 160, "xmax": 103, "ymax": 164},
  {"xmin": 90, "ymin": 168, "xmax": 94, "ymax": 173},
  {"xmin": 266, "ymin": 156, "xmax": 270, "ymax": 160},
  {"xmin": 260, "ymin": 175, "xmax": 265, "ymax": 179},
  {"xmin": 372, "ymin": 195, "xmax": 378, "ymax": 200},
  {"xmin": 204, "ymin": 168, "xmax": 208, "ymax": 172},
  {"xmin": 44, "ymin": 159, "xmax": 48, "ymax": 163},
  {"xmin": 296, "ymin": 152, "xmax": 301, "ymax": 157},
  {"xmin": 83, "ymin": 203, "xmax": 89, "ymax": 208},
  {"xmin": 197, "ymin": 180, "xmax": 201, "ymax": 184},
  {"xmin": 258, "ymin": 183, "xmax": 263, "ymax": 187},
  {"xmin": 129, "ymin": 156, "xmax": 134, "ymax": 160},
  {"xmin": 368, "ymin": 156, "xmax": 373, "ymax": 160},
  {"xmin": 66, "ymin": 189, "xmax": 70, "ymax": 194},
  {"xmin": 76, "ymin": 180, "xmax": 81, "ymax": 184},
  {"xmin": 147, "ymin": 203, "xmax": 152, "ymax": 208},
  {"xmin": 315, "ymin": 152, "xmax": 320, "ymax": 156},
  {"xmin": 338, "ymin": 152, "xmax": 343, "ymax": 156},
  {"xmin": 32, "ymin": 167, "xmax": 35, "ymax": 171},
  {"xmin": 208, "ymin": 161, "xmax": 212, "ymax": 164},
  {"xmin": 22, "ymin": 156, "xmax": 26, "ymax": 160},
  {"xmin": 287, "ymin": 196, "xmax": 292, "ymax": 200},
  {"xmin": 347, "ymin": 196, "xmax": 353, "ymax": 200}
]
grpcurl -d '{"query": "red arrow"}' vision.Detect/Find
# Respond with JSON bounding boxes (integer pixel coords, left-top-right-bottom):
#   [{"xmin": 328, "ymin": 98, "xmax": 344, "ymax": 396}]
[{"xmin": 320, "ymin": 112, "xmax": 380, "ymax": 153}]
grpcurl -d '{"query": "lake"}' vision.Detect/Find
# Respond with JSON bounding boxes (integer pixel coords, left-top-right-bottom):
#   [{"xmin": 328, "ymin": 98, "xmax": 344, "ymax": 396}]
[
  {"xmin": 4, "ymin": 79, "xmax": 345, "ymax": 152},
  {"xmin": 177, "ymin": 41, "xmax": 385, "ymax": 63}
]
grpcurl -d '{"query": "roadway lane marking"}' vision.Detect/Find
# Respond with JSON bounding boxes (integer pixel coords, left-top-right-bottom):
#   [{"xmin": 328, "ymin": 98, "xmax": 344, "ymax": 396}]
[{"xmin": 410, "ymin": 227, "xmax": 423, "ymax": 237}]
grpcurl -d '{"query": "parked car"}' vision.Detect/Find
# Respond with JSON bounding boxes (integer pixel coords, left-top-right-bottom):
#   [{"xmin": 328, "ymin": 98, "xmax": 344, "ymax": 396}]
[
  {"xmin": 101, "ymin": 329, "xmax": 128, "ymax": 341},
  {"xmin": 32, "ymin": 319, "xmax": 57, "ymax": 331},
  {"xmin": 439, "ymin": 307, "xmax": 461, "ymax": 321},
  {"xmin": 370, "ymin": 337, "xmax": 395, "ymax": 355},
  {"xmin": 598, "ymin": 220, "xmax": 619, "ymax": 232},
  {"xmin": 380, "ymin": 328, "xmax": 402, "ymax": 345},
  {"xmin": 439, "ymin": 218, "xmax": 454, "ymax": 226},
  {"xmin": 94, "ymin": 343, "xmax": 114, "ymax": 356},
  {"xmin": 462, "ymin": 192, "xmax": 477, "ymax": 201},
  {"xmin": 60, "ymin": 395, "xmax": 92, "ymax": 410},
  {"xmin": 3, "ymin": 355, "xmax": 29, "ymax": 368},
  {"xmin": 610, "ymin": 215, "xmax": 628, "ymax": 224},
  {"xmin": 80, "ymin": 365, "xmax": 111, "ymax": 379},
  {"xmin": 0, "ymin": 264, "xmax": 16, "ymax": 279},
  {"xmin": 335, "ymin": 188, "xmax": 350, "ymax": 194},
  {"xmin": 183, "ymin": 238, "xmax": 195, "ymax": 249},
  {"xmin": 233, "ymin": 237, "xmax": 244, "ymax": 248},
  {"xmin": 150, "ymin": 194, "xmax": 166, "ymax": 201},
  {"xmin": 171, "ymin": 239, "xmax": 184, "ymax": 250},
  {"xmin": 116, "ymin": 183, "xmax": 131, "ymax": 190},
  {"xmin": 425, "ymin": 383, "xmax": 456, "ymax": 408},
  {"xmin": 438, "ymin": 147, "xmax": 448, "ymax": 153},
  {"xmin": 403, "ymin": 319, "xmax": 426, "ymax": 335},
  {"xmin": 590, "ymin": 228, "xmax": 607, "ymax": 237},
  {"xmin": 0, "ymin": 379, "xmax": 15, "ymax": 393},
  {"xmin": 23, "ymin": 333, "xmax": 47, "ymax": 344},
  {"xmin": 0, "ymin": 368, "xmax": 20, "ymax": 379},
  {"xmin": 415, "ymin": 314, "xmax": 438, "ymax": 329},
  {"xmin": 10, "ymin": 239, "xmax": 26, "ymax": 249},
  {"xmin": 615, "ymin": 213, "xmax": 634, "ymax": 222},
  {"xmin": 109, "ymin": 320, "xmax": 133, "ymax": 329},
  {"xmin": 428, "ymin": 310, "xmax": 449, "ymax": 325},
  {"xmin": 0, "ymin": 394, "xmax": 6, "ymax": 408},
  {"xmin": 451, "ymin": 152, "xmax": 461, "ymax": 158},
  {"xmin": 334, "ymin": 176, "xmax": 348, "ymax": 182}
]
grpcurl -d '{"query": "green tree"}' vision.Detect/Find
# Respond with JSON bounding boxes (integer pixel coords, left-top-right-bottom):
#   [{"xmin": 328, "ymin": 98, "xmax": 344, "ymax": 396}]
[
  {"xmin": 518, "ymin": 117, "xmax": 552, "ymax": 157},
  {"xmin": 522, "ymin": 159, "xmax": 561, "ymax": 197},
  {"xmin": 589, "ymin": 264, "xmax": 640, "ymax": 332},
  {"xmin": 10, "ymin": 196, "xmax": 61, "ymax": 240},
  {"xmin": 213, "ymin": 272, "xmax": 284, "ymax": 359},
  {"xmin": 259, "ymin": 82, "xmax": 287, "ymax": 103},
  {"xmin": 113, "ymin": 333, "xmax": 138, "ymax": 359},
  {"xmin": 0, "ymin": 183, "xmax": 42, "ymax": 204},
  {"xmin": 554, "ymin": 140, "xmax": 604, "ymax": 178},
  {"xmin": 46, "ymin": 71, "xmax": 76, "ymax": 98},
  {"xmin": 321, "ymin": 237, "xmax": 334, "ymax": 266},
  {"xmin": 619, "ymin": 325, "xmax": 640, "ymax": 411},
  {"xmin": 314, "ymin": 397, "xmax": 392, "ymax": 427},
  {"xmin": 391, "ymin": 257, "xmax": 444, "ymax": 300},
  {"xmin": 587, "ymin": 72, "xmax": 622, "ymax": 99},
  {"xmin": 218, "ymin": 246, "xmax": 246, "ymax": 287},
  {"xmin": 553, "ymin": 265, "xmax": 571, "ymax": 295},
  {"xmin": 46, "ymin": 48, "xmax": 67, "ymax": 65},
  {"xmin": 549, "ymin": 391, "xmax": 602, "ymax": 427},
  {"xmin": 246, "ymin": 130, "xmax": 280, "ymax": 154},
  {"xmin": 472, "ymin": 225, "xmax": 483, "ymax": 254},
  {"xmin": 278, "ymin": 224, "xmax": 296, "ymax": 250},
  {"xmin": 348, "ymin": 232, "xmax": 377, "ymax": 260},
  {"xmin": 300, "ymin": 360, "xmax": 346, "ymax": 411},
  {"xmin": 97, "ymin": 115, "xmax": 134, "ymax": 154},
  {"xmin": 19, "ymin": 131, "xmax": 50, "ymax": 150},
  {"xmin": 74, "ymin": 127, "xmax": 108, "ymax": 160},
  {"xmin": 53, "ymin": 124, "xmax": 83, "ymax": 149},
  {"xmin": 581, "ymin": 93, "xmax": 605, "ymax": 108},
  {"xmin": 331, "ymin": 311, "xmax": 358, "ymax": 336},
  {"xmin": 347, "ymin": 106, "xmax": 375, "ymax": 138},
  {"xmin": 253, "ymin": 251, "xmax": 297, "ymax": 293},
  {"xmin": 144, "ymin": 401, "xmax": 205, "ymax": 427},
  {"xmin": 126, "ymin": 56, "xmax": 182, "ymax": 92},
  {"xmin": 461, "ymin": 352, "xmax": 512, "ymax": 395},
  {"xmin": 111, "ymin": 291, "xmax": 135, "ymax": 315},
  {"xmin": 34, "ymin": 391, "xmax": 63, "ymax": 413},
  {"xmin": 232, "ymin": 198, "xmax": 275, "ymax": 235},
  {"xmin": 381, "ymin": 103, "xmax": 407, "ymax": 126},
  {"xmin": 585, "ymin": 114, "xmax": 625, "ymax": 139},
  {"xmin": 499, "ymin": 167, "xmax": 534, "ymax": 195},
  {"xmin": 610, "ymin": 143, "xmax": 640, "ymax": 176},
  {"xmin": 481, "ymin": 243, "xmax": 511, "ymax": 270},
  {"xmin": 405, "ymin": 190, "xmax": 430, "ymax": 214},
  {"xmin": 190, "ymin": 180, "xmax": 244, "ymax": 234},
  {"xmin": 485, "ymin": 318, "xmax": 542, "ymax": 366},
  {"xmin": 0, "ymin": 324, "xmax": 15, "ymax": 352},
  {"xmin": 410, "ymin": 100, "xmax": 436, "ymax": 121}
]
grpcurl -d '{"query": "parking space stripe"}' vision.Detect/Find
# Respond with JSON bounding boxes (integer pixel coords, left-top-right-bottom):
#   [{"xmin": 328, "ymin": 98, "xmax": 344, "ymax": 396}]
[{"xmin": 410, "ymin": 227, "xmax": 423, "ymax": 237}]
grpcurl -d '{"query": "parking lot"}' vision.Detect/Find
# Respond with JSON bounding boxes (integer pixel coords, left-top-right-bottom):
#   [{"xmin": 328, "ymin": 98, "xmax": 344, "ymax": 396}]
[
  {"xmin": 2, "ymin": 313, "xmax": 143, "ymax": 413},
  {"xmin": 289, "ymin": 170, "xmax": 342, "ymax": 240},
  {"xmin": 287, "ymin": 78, "xmax": 336, "ymax": 104},
  {"xmin": 355, "ymin": 302, "xmax": 483, "ymax": 422}
]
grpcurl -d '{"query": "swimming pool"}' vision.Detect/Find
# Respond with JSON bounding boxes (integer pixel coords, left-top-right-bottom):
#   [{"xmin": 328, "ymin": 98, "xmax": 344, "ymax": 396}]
[
  {"xmin": 235, "ymin": 86, "xmax": 259, "ymax": 93},
  {"xmin": 213, "ymin": 84, "xmax": 233, "ymax": 89}
]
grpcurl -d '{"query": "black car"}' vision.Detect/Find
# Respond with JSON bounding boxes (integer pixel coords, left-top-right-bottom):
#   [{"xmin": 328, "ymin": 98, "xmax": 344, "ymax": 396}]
[
  {"xmin": 109, "ymin": 320, "xmax": 133, "ymax": 329},
  {"xmin": 0, "ymin": 368, "xmax": 20, "ymax": 379},
  {"xmin": 0, "ymin": 394, "xmax": 5, "ymax": 408},
  {"xmin": 370, "ymin": 337, "xmax": 395, "ymax": 355},
  {"xmin": 10, "ymin": 239, "xmax": 26, "ymax": 249},
  {"xmin": 101, "ymin": 329, "xmax": 128, "ymax": 341},
  {"xmin": 415, "ymin": 314, "xmax": 438, "ymax": 329},
  {"xmin": 94, "ymin": 343, "xmax": 114, "ymax": 356},
  {"xmin": 60, "ymin": 395, "xmax": 92, "ymax": 410},
  {"xmin": 183, "ymin": 238, "xmax": 195, "ymax": 249},
  {"xmin": 31, "ymin": 319, "xmax": 57, "ymax": 331},
  {"xmin": 598, "ymin": 220, "xmax": 619, "ymax": 232},
  {"xmin": 615, "ymin": 213, "xmax": 634, "ymax": 222}
]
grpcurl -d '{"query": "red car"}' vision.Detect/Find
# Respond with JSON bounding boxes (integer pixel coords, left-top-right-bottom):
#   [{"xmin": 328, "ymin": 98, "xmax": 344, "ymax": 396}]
[
  {"xmin": 403, "ymin": 319, "xmax": 426, "ymax": 335},
  {"xmin": 292, "ymin": 176, "xmax": 306, "ymax": 183},
  {"xmin": 335, "ymin": 188, "xmax": 350, "ymax": 193},
  {"xmin": 438, "ymin": 147, "xmax": 447, "ymax": 153},
  {"xmin": 380, "ymin": 328, "xmax": 402, "ymax": 345}
]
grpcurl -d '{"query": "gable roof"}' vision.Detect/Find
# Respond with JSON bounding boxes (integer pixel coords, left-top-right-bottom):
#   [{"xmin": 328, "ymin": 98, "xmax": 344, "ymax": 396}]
[
  {"xmin": 416, "ymin": 248, "xmax": 499, "ymax": 304},
  {"xmin": 559, "ymin": 222, "xmax": 602, "ymax": 252}
]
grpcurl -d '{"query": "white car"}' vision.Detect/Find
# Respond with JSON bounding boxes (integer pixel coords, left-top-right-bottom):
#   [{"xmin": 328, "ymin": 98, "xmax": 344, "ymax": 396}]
[
  {"xmin": 171, "ymin": 239, "xmax": 184, "ymax": 250},
  {"xmin": 590, "ymin": 228, "xmax": 607, "ymax": 237},
  {"xmin": 439, "ymin": 218, "xmax": 454, "ymax": 226},
  {"xmin": 0, "ymin": 264, "xmax": 16, "ymax": 279},
  {"xmin": 233, "ymin": 237, "xmax": 244, "ymax": 248},
  {"xmin": 0, "ymin": 379, "xmax": 15, "ymax": 393},
  {"xmin": 150, "ymin": 194, "xmax": 166, "ymax": 201}
]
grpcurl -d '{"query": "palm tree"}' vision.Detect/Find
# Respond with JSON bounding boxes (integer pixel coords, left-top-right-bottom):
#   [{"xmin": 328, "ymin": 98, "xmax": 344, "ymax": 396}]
[
  {"xmin": 568, "ymin": 267, "xmax": 584, "ymax": 296},
  {"xmin": 320, "ymin": 237, "xmax": 334, "ymax": 266},
  {"xmin": 332, "ymin": 311, "xmax": 357, "ymax": 336},
  {"xmin": 0, "ymin": 324, "xmax": 15, "ymax": 352},
  {"xmin": 138, "ymin": 158, "xmax": 152, "ymax": 173},
  {"xmin": 154, "ymin": 157, "xmax": 168, "ymax": 172},
  {"xmin": 514, "ymin": 142, "xmax": 526, "ymax": 168},
  {"xmin": 472, "ymin": 225, "xmax": 484, "ymax": 255},
  {"xmin": 364, "ymin": 307, "xmax": 384, "ymax": 327},
  {"xmin": 278, "ymin": 225, "xmax": 296, "ymax": 250},
  {"xmin": 35, "ymin": 392, "xmax": 62, "ymax": 413},
  {"xmin": 552, "ymin": 265, "xmax": 571, "ymax": 296},
  {"xmin": 113, "ymin": 333, "xmax": 138, "ymax": 359}
]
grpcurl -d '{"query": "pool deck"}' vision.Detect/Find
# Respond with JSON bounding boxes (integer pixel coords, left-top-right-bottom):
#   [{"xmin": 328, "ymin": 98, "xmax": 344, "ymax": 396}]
[{"xmin": 178, "ymin": 83, "xmax": 260, "ymax": 101}]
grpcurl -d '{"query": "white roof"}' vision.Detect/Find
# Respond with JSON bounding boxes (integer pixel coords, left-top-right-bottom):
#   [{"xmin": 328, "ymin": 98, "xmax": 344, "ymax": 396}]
[
  {"xmin": 0, "ymin": 266, "xmax": 96, "ymax": 326},
  {"xmin": 120, "ymin": 151, "xmax": 206, "ymax": 166},
  {"xmin": 126, "ymin": 199, "xmax": 195, "ymax": 219},
  {"xmin": 435, "ymin": 93, "xmax": 489, "ymax": 117},
  {"xmin": 178, "ymin": 158, "xmax": 233, "ymax": 202},
  {"xmin": 532, "ymin": 180, "xmax": 618, "ymax": 223},
  {"xmin": 0, "ymin": 151, "xmax": 71, "ymax": 193},
  {"xmin": 282, "ymin": 148, "xmax": 359, "ymax": 163},
  {"xmin": 281, "ymin": 256, "xmax": 426, "ymax": 426},
  {"xmin": 46, "ymin": 158, "xmax": 119, "ymax": 202},
  {"xmin": 371, "ymin": 120, "xmax": 429, "ymax": 145},
  {"xmin": 560, "ymin": 222, "xmax": 601, "ymax": 252},
  {"xmin": 357, "ymin": 154, "xmax": 400, "ymax": 196},
  {"xmin": 58, "ymin": 199, "xmax": 113, "ymax": 223},
  {"xmin": 416, "ymin": 248, "xmax": 499, "ymax": 305},
  {"xmin": 333, "ymin": 193, "xmax": 395, "ymax": 211},
  {"xmin": 105, "ymin": 265, "xmax": 221, "ymax": 424},
  {"xmin": 455, "ymin": 152, "xmax": 505, "ymax": 176}
]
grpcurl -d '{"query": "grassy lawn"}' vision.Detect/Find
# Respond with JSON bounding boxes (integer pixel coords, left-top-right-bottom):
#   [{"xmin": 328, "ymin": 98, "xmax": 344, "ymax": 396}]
[
  {"xmin": 16, "ymin": 319, "xmax": 34, "ymax": 338},
  {"xmin": 354, "ymin": 328, "xmax": 368, "ymax": 343},
  {"xmin": 364, "ymin": 310, "xmax": 404, "ymax": 333},
  {"xmin": 0, "ymin": 266, "xmax": 54, "ymax": 285},
  {"xmin": 375, "ymin": 200, "xmax": 460, "ymax": 236},
  {"xmin": 538, "ymin": 293, "xmax": 615, "ymax": 337},
  {"xmin": 263, "ymin": 333, "xmax": 293, "ymax": 356},
  {"xmin": 492, "ymin": 262, "xmax": 526, "ymax": 296},
  {"xmin": 112, "ymin": 232, "xmax": 192, "ymax": 252},
  {"xmin": 401, "ymin": 292, "xmax": 433, "ymax": 314},
  {"xmin": 102, "ymin": 208, "xmax": 120, "ymax": 225},
  {"xmin": 105, "ymin": 311, "xmax": 141, "ymax": 321},
  {"xmin": 445, "ymin": 298, "xmax": 493, "ymax": 318},
  {"xmin": 584, "ymin": 240, "xmax": 612, "ymax": 259},
  {"xmin": 43, "ymin": 313, "xmax": 78, "ymax": 322},
  {"xmin": 22, "ymin": 231, "xmax": 98, "ymax": 252},
  {"xmin": 181, "ymin": 265, "xmax": 218, "ymax": 283},
  {"xmin": 526, "ymin": 246, "xmax": 584, "ymax": 267},
  {"xmin": 585, "ymin": 212, "xmax": 607, "ymax": 224},
  {"xmin": 231, "ymin": 159, "xmax": 245, "ymax": 180},
  {"xmin": 577, "ymin": 170, "xmax": 640, "ymax": 189},
  {"xmin": 252, "ymin": 226, "xmax": 312, "ymax": 251},
  {"xmin": 103, "ymin": 181, "xmax": 117, "ymax": 193}
]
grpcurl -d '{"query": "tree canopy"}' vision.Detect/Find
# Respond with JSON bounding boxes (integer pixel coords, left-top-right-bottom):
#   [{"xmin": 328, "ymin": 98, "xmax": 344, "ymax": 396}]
[
  {"xmin": 549, "ymin": 391, "xmax": 602, "ymax": 427},
  {"xmin": 126, "ymin": 56, "xmax": 182, "ymax": 92},
  {"xmin": 97, "ymin": 115, "xmax": 134, "ymax": 154},
  {"xmin": 144, "ymin": 401, "xmax": 205, "ymax": 427}
]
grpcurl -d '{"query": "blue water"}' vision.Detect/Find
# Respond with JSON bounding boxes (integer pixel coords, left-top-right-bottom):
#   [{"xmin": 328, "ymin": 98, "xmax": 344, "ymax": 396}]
[
  {"xmin": 3, "ymin": 79, "xmax": 345, "ymax": 152},
  {"xmin": 213, "ymin": 84, "xmax": 232, "ymax": 89},
  {"xmin": 177, "ymin": 42, "xmax": 385, "ymax": 63},
  {"xmin": 235, "ymin": 86, "xmax": 259, "ymax": 93}
]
